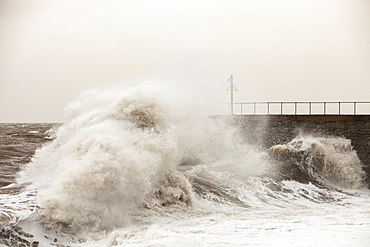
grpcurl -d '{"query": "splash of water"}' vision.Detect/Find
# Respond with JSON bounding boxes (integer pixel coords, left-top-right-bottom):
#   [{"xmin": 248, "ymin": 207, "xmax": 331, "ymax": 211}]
[
  {"xmin": 18, "ymin": 86, "xmax": 195, "ymax": 234},
  {"xmin": 17, "ymin": 82, "xmax": 264, "ymax": 236},
  {"xmin": 268, "ymin": 136, "xmax": 366, "ymax": 190}
]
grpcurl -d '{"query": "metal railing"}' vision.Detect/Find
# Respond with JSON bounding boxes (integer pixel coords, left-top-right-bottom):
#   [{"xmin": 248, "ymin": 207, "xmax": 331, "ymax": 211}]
[{"xmin": 227, "ymin": 101, "xmax": 370, "ymax": 115}]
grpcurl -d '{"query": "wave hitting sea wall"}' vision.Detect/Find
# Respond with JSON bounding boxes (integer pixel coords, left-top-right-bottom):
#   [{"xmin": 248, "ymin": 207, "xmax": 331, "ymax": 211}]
[{"xmin": 227, "ymin": 115, "xmax": 370, "ymax": 185}]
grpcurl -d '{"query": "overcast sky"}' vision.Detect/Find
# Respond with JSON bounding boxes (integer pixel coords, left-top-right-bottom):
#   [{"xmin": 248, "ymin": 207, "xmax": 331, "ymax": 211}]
[{"xmin": 1, "ymin": 0, "xmax": 369, "ymax": 122}]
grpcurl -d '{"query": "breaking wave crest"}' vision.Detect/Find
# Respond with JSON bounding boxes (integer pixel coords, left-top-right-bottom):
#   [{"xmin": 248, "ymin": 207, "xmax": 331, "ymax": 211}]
[
  {"xmin": 268, "ymin": 136, "xmax": 366, "ymax": 190},
  {"xmin": 18, "ymin": 87, "xmax": 195, "ymax": 235}
]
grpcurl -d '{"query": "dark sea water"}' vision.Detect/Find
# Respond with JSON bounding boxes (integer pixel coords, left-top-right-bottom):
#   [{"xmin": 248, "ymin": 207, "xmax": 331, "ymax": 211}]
[
  {"xmin": 0, "ymin": 123, "xmax": 56, "ymax": 246},
  {"xmin": 0, "ymin": 123, "xmax": 55, "ymax": 192}
]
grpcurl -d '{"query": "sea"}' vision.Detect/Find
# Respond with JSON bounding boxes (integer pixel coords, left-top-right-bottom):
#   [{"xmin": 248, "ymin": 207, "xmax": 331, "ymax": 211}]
[{"xmin": 1, "ymin": 86, "xmax": 369, "ymax": 246}]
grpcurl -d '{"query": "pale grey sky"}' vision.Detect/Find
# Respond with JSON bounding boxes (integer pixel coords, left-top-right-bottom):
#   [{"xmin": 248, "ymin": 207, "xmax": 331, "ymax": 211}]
[{"xmin": 1, "ymin": 0, "xmax": 369, "ymax": 122}]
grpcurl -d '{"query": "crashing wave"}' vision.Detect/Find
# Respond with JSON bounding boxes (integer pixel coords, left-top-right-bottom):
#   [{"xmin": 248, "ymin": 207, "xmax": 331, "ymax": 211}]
[
  {"xmin": 18, "ymin": 88, "xmax": 194, "ymax": 235},
  {"xmin": 267, "ymin": 136, "xmax": 366, "ymax": 190}
]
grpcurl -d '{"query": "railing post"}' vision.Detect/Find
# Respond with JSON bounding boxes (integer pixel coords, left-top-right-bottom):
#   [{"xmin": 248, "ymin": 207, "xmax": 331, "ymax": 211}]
[
  {"xmin": 295, "ymin": 102, "xmax": 297, "ymax": 115},
  {"xmin": 354, "ymin": 102, "xmax": 356, "ymax": 115},
  {"xmin": 309, "ymin": 102, "xmax": 311, "ymax": 115},
  {"xmin": 339, "ymin": 102, "xmax": 341, "ymax": 115},
  {"xmin": 324, "ymin": 102, "xmax": 326, "ymax": 115},
  {"xmin": 280, "ymin": 102, "xmax": 283, "ymax": 115},
  {"xmin": 267, "ymin": 102, "xmax": 270, "ymax": 115},
  {"xmin": 254, "ymin": 103, "xmax": 256, "ymax": 115},
  {"xmin": 241, "ymin": 103, "xmax": 243, "ymax": 115}
]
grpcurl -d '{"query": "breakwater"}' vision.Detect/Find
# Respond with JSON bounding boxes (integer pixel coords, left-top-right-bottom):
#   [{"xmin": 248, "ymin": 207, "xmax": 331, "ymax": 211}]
[{"xmin": 228, "ymin": 115, "xmax": 370, "ymax": 185}]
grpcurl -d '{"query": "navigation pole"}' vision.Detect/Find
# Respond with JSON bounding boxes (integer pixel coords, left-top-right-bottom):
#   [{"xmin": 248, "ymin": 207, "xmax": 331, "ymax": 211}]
[{"xmin": 226, "ymin": 75, "xmax": 238, "ymax": 115}]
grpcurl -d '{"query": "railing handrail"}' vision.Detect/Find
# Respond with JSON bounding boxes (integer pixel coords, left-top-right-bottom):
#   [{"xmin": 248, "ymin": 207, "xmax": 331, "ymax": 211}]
[
  {"xmin": 224, "ymin": 101, "xmax": 370, "ymax": 115},
  {"xmin": 235, "ymin": 101, "xmax": 370, "ymax": 104}
]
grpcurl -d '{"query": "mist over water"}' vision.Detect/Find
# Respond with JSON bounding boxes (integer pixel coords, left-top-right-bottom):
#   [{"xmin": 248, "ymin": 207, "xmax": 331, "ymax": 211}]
[{"xmin": 0, "ymin": 81, "xmax": 369, "ymax": 246}]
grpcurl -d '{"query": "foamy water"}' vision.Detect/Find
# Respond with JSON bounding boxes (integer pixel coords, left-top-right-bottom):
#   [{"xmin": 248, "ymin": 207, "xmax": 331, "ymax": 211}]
[{"xmin": 1, "ymin": 84, "xmax": 369, "ymax": 246}]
